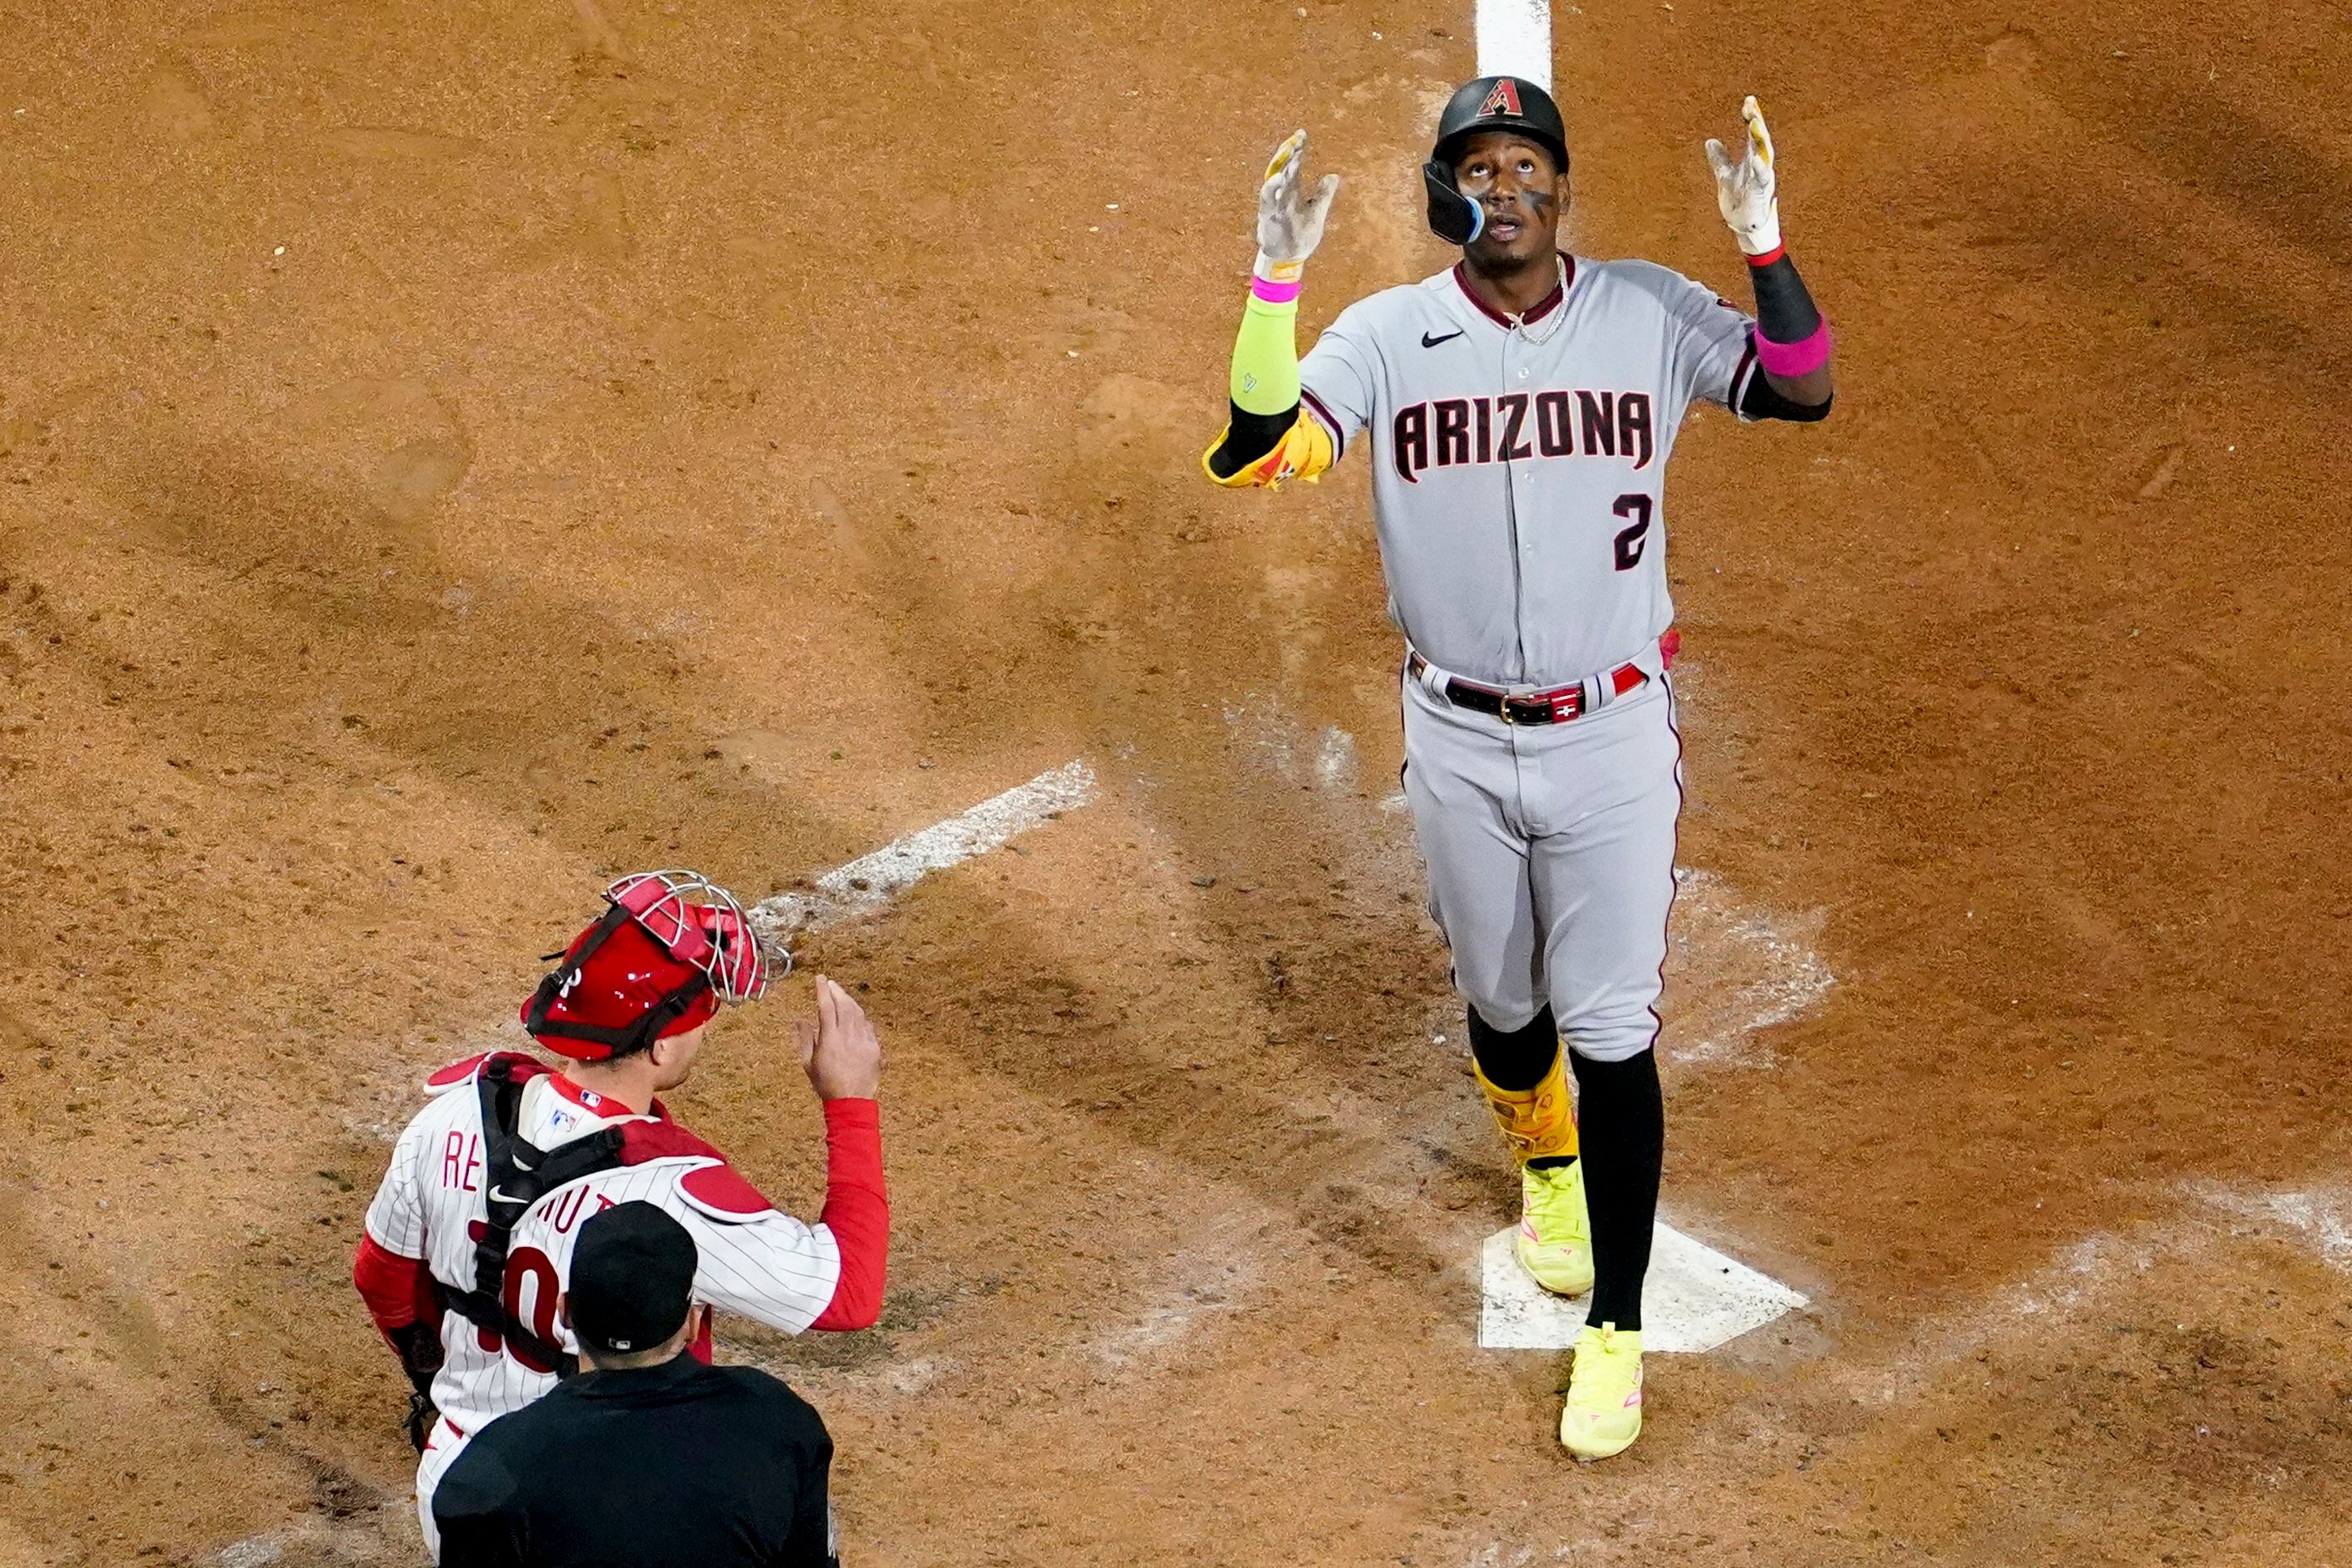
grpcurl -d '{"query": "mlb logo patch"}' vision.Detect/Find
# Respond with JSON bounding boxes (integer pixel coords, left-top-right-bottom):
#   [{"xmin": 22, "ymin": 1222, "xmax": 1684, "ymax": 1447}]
[{"xmin": 1480, "ymin": 80, "xmax": 1523, "ymax": 118}]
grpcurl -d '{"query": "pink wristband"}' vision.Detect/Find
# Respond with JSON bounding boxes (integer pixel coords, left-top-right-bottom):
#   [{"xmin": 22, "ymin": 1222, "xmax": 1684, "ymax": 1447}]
[
  {"xmin": 1250, "ymin": 274, "xmax": 1302, "ymax": 305},
  {"xmin": 1753, "ymin": 320, "xmax": 1832, "ymax": 377}
]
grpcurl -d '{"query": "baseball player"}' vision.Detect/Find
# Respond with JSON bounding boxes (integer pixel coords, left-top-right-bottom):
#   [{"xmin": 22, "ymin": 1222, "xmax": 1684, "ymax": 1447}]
[
  {"xmin": 1203, "ymin": 79, "xmax": 1834, "ymax": 1457},
  {"xmin": 351, "ymin": 871, "xmax": 890, "ymax": 1558}
]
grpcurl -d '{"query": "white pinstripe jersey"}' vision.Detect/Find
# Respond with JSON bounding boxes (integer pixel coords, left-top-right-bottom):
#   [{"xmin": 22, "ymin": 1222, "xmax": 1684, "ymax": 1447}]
[{"xmin": 363, "ymin": 1057, "xmax": 841, "ymax": 1434}]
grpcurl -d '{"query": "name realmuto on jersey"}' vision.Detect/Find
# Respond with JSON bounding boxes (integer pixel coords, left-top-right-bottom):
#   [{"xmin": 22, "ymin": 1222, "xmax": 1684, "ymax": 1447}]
[{"xmin": 1393, "ymin": 389, "xmax": 1654, "ymax": 483}]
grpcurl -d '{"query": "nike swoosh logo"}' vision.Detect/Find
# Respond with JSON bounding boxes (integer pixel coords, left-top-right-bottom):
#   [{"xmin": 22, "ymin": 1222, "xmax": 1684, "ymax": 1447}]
[
  {"xmin": 488, "ymin": 1185, "xmax": 524, "ymax": 1206},
  {"xmin": 1421, "ymin": 330, "xmax": 1464, "ymax": 348}
]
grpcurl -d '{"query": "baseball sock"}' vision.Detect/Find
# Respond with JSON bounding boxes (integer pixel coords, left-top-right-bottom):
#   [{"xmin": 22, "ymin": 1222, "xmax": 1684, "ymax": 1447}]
[
  {"xmin": 1570, "ymin": 1046, "xmax": 1664, "ymax": 1332},
  {"xmin": 1467, "ymin": 1007, "xmax": 1575, "ymax": 1171}
]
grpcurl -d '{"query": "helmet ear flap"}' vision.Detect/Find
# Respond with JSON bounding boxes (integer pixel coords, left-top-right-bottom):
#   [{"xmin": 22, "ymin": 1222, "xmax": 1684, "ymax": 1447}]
[{"xmin": 1423, "ymin": 160, "xmax": 1484, "ymax": 247}]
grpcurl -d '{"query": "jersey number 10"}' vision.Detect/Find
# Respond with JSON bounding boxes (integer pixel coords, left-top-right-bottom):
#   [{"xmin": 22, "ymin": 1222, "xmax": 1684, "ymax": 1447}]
[{"xmin": 461, "ymin": 1239, "xmax": 565, "ymax": 1374}]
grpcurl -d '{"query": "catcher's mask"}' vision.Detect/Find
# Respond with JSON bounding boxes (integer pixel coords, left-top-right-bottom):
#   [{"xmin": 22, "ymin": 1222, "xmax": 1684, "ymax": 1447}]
[
  {"xmin": 1423, "ymin": 75, "xmax": 1571, "ymax": 246},
  {"xmin": 521, "ymin": 870, "xmax": 782, "ymax": 1062}
]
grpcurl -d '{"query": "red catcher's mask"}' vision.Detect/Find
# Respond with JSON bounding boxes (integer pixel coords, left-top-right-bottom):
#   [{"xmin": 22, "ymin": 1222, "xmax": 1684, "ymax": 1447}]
[{"xmin": 520, "ymin": 871, "xmax": 777, "ymax": 1061}]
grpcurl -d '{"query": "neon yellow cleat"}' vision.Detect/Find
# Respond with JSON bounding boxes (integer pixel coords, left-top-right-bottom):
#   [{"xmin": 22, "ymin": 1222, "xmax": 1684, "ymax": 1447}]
[
  {"xmin": 1514, "ymin": 1160, "xmax": 1595, "ymax": 1297},
  {"xmin": 1561, "ymin": 1323, "xmax": 1644, "ymax": 1461}
]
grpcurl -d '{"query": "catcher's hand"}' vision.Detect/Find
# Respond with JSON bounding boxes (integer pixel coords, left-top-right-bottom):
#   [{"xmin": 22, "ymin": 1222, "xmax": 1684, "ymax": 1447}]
[
  {"xmin": 405, "ymin": 1389, "xmax": 439, "ymax": 1453},
  {"xmin": 1255, "ymin": 130, "xmax": 1341, "ymax": 282},
  {"xmin": 1704, "ymin": 96, "xmax": 1782, "ymax": 256}
]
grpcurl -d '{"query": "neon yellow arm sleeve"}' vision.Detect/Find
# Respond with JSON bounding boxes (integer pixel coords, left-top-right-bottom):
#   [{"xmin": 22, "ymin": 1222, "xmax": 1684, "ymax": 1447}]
[
  {"xmin": 1228, "ymin": 284, "xmax": 1302, "ymax": 417},
  {"xmin": 1204, "ymin": 269, "xmax": 1332, "ymax": 489}
]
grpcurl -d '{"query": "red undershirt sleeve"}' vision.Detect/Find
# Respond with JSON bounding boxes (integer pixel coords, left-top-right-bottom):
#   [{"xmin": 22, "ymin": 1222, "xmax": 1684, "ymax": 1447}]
[
  {"xmin": 807, "ymin": 1098, "xmax": 889, "ymax": 1332},
  {"xmin": 353, "ymin": 1233, "xmax": 436, "ymax": 1339}
]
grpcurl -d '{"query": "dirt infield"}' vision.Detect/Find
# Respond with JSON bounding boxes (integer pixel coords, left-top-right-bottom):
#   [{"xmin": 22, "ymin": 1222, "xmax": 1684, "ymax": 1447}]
[{"xmin": 3, "ymin": 0, "xmax": 2349, "ymax": 1564}]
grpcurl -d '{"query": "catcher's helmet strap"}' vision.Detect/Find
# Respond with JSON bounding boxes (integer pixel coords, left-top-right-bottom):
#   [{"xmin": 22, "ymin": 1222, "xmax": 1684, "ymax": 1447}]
[
  {"xmin": 522, "ymin": 968, "xmax": 712, "ymax": 1058},
  {"xmin": 520, "ymin": 902, "xmax": 631, "ymax": 1051},
  {"xmin": 1424, "ymin": 160, "xmax": 1485, "ymax": 247},
  {"xmin": 522, "ymin": 900, "xmax": 715, "ymax": 1059}
]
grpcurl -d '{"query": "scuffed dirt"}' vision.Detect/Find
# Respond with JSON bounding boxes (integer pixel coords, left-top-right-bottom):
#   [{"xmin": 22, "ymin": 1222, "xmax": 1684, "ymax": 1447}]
[{"xmin": 2, "ymin": 1, "xmax": 2348, "ymax": 1565}]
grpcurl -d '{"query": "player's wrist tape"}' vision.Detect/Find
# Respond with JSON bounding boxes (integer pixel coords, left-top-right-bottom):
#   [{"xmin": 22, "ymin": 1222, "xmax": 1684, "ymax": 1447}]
[
  {"xmin": 1744, "ymin": 241, "xmax": 1787, "ymax": 266},
  {"xmin": 1251, "ymin": 250, "xmax": 1304, "ymax": 297},
  {"xmin": 1753, "ymin": 318, "xmax": 1832, "ymax": 377}
]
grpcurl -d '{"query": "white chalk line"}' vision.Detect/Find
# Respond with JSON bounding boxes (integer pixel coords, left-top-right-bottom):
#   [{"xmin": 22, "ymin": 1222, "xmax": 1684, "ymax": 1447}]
[
  {"xmin": 2190, "ymin": 1181, "xmax": 2352, "ymax": 1270},
  {"xmin": 750, "ymin": 759, "xmax": 1097, "ymax": 939},
  {"xmin": 1669, "ymin": 867, "xmax": 1837, "ymax": 1071},
  {"xmin": 1476, "ymin": 0, "xmax": 1553, "ymax": 88},
  {"xmin": 1832, "ymin": 1177, "xmax": 2352, "ymax": 1410}
]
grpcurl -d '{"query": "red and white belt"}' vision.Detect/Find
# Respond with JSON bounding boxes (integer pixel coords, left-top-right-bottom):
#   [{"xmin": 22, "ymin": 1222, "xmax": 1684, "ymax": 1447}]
[{"xmin": 1407, "ymin": 631, "xmax": 1679, "ymax": 726}]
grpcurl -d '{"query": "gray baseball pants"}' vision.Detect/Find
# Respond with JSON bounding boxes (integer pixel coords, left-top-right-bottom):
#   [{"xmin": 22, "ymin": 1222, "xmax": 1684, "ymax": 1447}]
[{"xmin": 1399, "ymin": 669, "xmax": 1683, "ymax": 1063}]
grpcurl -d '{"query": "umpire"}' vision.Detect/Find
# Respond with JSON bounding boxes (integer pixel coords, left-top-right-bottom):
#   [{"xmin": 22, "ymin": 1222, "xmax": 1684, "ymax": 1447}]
[{"xmin": 431, "ymin": 1202, "xmax": 840, "ymax": 1567}]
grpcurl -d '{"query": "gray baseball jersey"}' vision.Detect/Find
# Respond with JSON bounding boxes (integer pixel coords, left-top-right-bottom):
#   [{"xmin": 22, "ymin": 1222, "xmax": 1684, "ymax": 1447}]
[{"xmin": 1299, "ymin": 255, "xmax": 1758, "ymax": 687}]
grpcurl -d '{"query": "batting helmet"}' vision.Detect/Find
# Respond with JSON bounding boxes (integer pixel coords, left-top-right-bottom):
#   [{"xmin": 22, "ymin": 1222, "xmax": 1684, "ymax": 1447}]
[
  {"xmin": 1423, "ymin": 76, "xmax": 1571, "ymax": 245},
  {"xmin": 521, "ymin": 870, "xmax": 779, "ymax": 1061}
]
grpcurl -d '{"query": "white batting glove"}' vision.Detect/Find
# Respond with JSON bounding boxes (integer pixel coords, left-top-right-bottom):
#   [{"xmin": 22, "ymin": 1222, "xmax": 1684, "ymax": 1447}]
[
  {"xmin": 1254, "ymin": 129, "xmax": 1341, "ymax": 283},
  {"xmin": 1704, "ymin": 96, "xmax": 1782, "ymax": 256}
]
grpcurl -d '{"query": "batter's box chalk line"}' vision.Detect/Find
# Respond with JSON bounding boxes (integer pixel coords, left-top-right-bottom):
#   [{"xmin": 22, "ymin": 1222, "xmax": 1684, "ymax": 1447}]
[
  {"xmin": 749, "ymin": 760, "xmax": 1097, "ymax": 939},
  {"xmin": 1479, "ymin": 1222, "xmax": 1808, "ymax": 1354}
]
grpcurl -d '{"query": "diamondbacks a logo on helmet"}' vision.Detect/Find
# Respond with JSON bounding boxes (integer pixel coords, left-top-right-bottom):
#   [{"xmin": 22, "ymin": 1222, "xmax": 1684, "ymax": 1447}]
[{"xmin": 1480, "ymin": 80, "xmax": 1523, "ymax": 119}]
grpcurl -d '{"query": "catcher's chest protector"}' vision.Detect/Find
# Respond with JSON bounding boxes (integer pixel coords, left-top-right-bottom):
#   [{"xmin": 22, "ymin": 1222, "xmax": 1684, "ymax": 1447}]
[{"xmin": 438, "ymin": 1054, "xmax": 629, "ymax": 1377}]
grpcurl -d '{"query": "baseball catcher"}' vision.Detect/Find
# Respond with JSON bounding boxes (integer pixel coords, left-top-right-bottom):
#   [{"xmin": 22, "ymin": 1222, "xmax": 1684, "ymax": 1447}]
[
  {"xmin": 352, "ymin": 871, "xmax": 890, "ymax": 1557},
  {"xmin": 1204, "ymin": 81, "xmax": 1834, "ymax": 1457}
]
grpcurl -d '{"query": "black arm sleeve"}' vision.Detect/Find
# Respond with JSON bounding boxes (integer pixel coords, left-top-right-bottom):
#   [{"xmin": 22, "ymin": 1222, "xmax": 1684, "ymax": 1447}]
[
  {"xmin": 1206, "ymin": 399, "xmax": 1299, "ymax": 479},
  {"xmin": 1738, "ymin": 367, "xmax": 1833, "ymax": 423},
  {"xmin": 1746, "ymin": 253, "xmax": 1822, "ymax": 345},
  {"xmin": 1739, "ymin": 251, "xmax": 1832, "ymax": 421}
]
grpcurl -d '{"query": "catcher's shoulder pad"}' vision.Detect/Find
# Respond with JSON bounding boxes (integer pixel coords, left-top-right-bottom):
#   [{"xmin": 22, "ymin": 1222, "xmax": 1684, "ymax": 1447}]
[
  {"xmin": 677, "ymin": 1159, "xmax": 778, "ymax": 1224},
  {"xmin": 422, "ymin": 1051, "xmax": 546, "ymax": 1097},
  {"xmin": 618, "ymin": 1116, "xmax": 775, "ymax": 1222}
]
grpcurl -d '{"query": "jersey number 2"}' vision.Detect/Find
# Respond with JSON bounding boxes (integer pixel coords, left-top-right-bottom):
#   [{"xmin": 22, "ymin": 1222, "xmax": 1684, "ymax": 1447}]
[{"xmin": 1612, "ymin": 495, "xmax": 1653, "ymax": 571}]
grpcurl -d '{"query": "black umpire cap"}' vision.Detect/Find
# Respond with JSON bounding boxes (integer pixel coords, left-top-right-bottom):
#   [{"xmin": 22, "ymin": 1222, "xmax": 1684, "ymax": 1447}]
[{"xmin": 569, "ymin": 1201, "xmax": 699, "ymax": 1354}]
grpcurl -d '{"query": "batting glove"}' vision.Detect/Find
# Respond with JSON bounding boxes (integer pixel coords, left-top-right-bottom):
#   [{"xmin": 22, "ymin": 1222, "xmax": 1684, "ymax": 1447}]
[
  {"xmin": 1255, "ymin": 130, "xmax": 1341, "ymax": 283},
  {"xmin": 1704, "ymin": 96, "xmax": 1782, "ymax": 256}
]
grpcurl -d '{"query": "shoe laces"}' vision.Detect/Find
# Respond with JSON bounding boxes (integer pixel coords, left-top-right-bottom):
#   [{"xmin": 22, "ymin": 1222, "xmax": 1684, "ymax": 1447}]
[
  {"xmin": 1578, "ymin": 1322, "xmax": 1640, "ymax": 1369},
  {"xmin": 1522, "ymin": 1163, "xmax": 1587, "ymax": 1238}
]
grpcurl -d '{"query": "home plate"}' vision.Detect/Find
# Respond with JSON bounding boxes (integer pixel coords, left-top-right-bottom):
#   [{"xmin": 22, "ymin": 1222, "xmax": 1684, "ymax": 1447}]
[{"xmin": 1478, "ymin": 1224, "xmax": 1808, "ymax": 1353}]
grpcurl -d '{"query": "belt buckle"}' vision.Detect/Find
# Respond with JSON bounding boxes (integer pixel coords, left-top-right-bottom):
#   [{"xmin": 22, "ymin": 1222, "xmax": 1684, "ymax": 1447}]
[{"xmin": 1495, "ymin": 693, "xmax": 1516, "ymax": 726}]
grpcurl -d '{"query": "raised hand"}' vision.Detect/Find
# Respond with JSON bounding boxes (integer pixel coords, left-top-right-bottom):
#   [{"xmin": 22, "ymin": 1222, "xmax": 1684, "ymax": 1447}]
[
  {"xmin": 1255, "ymin": 129, "xmax": 1342, "ymax": 280},
  {"xmin": 797, "ymin": 976, "xmax": 882, "ymax": 1101},
  {"xmin": 1704, "ymin": 96, "xmax": 1782, "ymax": 257}
]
